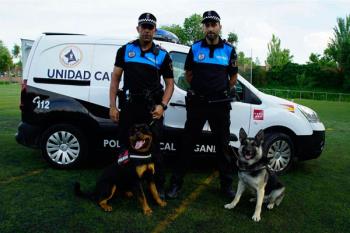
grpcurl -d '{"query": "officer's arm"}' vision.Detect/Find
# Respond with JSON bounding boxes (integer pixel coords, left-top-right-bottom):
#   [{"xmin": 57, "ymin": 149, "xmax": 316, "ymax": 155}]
[
  {"xmin": 229, "ymin": 73, "xmax": 237, "ymax": 89},
  {"xmin": 228, "ymin": 48, "xmax": 238, "ymax": 89},
  {"xmin": 162, "ymin": 78, "xmax": 174, "ymax": 105},
  {"xmin": 184, "ymin": 48, "xmax": 194, "ymax": 84},
  {"xmin": 109, "ymin": 66, "xmax": 123, "ymax": 109}
]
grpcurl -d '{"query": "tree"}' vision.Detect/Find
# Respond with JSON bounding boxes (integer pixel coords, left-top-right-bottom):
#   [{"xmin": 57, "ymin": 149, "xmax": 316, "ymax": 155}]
[
  {"xmin": 183, "ymin": 14, "xmax": 204, "ymax": 45},
  {"xmin": 0, "ymin": 40, "xmax": 13, "ymax": 74},
  {"xmin": 161, "ymin": 14, "xmax": 204, "ymax": 45},
  {"xmin": 237, "ymin": 51, "xmax": 252, "ymax": 66},
  {"xmin": 160, "ymin": 24, "xmax": 188, "ymax": 45},
  {"xmin": 12, "ymin": 44, "xmax": 20, "ymax": 59},
  {"xmin": 326, "ymin": 15, "xmax": 350, "ymax": 90},
  {"xmin": 266, "ymin": 34, "xmax": 293, "ymax": 67},
  {"xmin": 308, "ymin": 53, "xmax": 336, "ymax": 66},
  {"xmin": 12, "ymin": 44, "xmax": 22, "ymax": 77},
  {"xmin": 227, "ymin": 32, "xmax": 238, "ymax": 46}
]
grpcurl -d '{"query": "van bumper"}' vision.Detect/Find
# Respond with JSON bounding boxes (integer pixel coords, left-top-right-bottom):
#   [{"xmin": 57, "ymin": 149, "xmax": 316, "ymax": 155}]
[
  {"xmin": 296, "ymin": 130, "xmax": 325, "ymax": 161},
  {"xmin": 15, "ymin": 122, "xmax": 41, "ymax": 149}
]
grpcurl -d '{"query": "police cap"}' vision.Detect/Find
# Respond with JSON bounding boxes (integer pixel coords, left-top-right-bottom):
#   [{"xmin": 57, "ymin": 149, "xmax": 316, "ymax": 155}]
[
  {"xmin": 201, "ymin": 10, "xmax": 221, "ymax": 24},
  {"xmin": 138, "ymin": 13, "xmax": 157, "ymax": 27}
]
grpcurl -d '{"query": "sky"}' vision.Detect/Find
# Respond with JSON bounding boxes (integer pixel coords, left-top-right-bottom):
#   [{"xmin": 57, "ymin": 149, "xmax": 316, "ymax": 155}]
[{"xmin": 1, "ymin": 0, "xmax": 349, "ymax": 64}]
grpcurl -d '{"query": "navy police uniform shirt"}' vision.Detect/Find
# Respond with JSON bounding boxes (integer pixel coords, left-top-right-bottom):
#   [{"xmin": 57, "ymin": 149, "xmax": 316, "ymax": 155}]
[
  {"xmin": 185, "ymin": 38, "xmax": 238, "ymax": 96},
  {"xmin": 114, "ymin": 39, "xmax": 174, "ymax": 93}
]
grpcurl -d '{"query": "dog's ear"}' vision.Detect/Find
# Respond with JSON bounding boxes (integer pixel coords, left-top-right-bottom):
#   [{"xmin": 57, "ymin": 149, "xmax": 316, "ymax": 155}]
[
  {"xmin": 255, "ymin": 130, "xmax": 264, "ymax": 146},
  {"xmin": 239, "ymin": 128, "xmax": 247, "ymax": 143}
]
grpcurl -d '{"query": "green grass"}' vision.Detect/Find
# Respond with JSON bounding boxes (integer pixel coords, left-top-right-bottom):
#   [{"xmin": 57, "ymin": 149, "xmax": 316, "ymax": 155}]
[{"xmin": 1, "ymin": 84, "xmax": 350, "ymax": 233}]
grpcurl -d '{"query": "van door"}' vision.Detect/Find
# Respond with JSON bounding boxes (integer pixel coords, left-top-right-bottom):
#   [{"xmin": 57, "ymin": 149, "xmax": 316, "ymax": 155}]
[
  {"xmin": 89, "ymin": 43, "xmax": 122, "ymax": 116},
  {"xmin": 227, "ymin": 79, "xmax": 253, "ymax": 148},
  {"xmin": 28, "ymin": 41, "xmax": 93, "ymax": 102}
]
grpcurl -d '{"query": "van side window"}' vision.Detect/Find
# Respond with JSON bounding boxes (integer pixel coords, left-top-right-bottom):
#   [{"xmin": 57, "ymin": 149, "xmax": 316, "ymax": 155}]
[
  {"xmin": 235, "ymin": 81, "xmax": 244, "ymax": 101},
  {"xmin": 169, "ymin": 52, "xmax": 190, "ymax": 91},
  {"xmin": 235, "ymin": 80, "xmax": 262, "ymax": 104}
]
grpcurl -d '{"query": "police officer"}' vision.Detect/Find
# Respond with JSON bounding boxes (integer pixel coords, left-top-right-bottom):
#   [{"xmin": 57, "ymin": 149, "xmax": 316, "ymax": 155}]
[
  {"xmin": 109, "ymin": 13, "xmax": 174, "ymax": 199},
  {"xmin": 167, "ymin": 10, "xmax": 238, "ymax": 199}
]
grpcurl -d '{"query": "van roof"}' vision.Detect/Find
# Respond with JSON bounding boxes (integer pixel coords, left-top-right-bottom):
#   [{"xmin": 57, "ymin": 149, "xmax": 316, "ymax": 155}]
[{"xmin": 39, "ymin": 33, "xmax": 190, "ymax": 52}]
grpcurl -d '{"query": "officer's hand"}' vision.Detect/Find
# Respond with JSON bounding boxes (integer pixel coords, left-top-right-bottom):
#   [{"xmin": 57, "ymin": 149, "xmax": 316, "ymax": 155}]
[
  {"xmin": 109, "ymin": 107, "xmax": 120, "ymax": 122},
  {"xmin": 151, "ymin": 105, "xmax": 164, "ymax": 119}
]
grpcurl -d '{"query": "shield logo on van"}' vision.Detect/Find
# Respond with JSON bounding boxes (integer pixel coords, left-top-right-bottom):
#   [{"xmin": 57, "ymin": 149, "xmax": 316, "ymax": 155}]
[
  {"xmin": 59, "ymin": 46, "xmax": 82, "ymax": 67},
  {"xmin": 198, "ymin": 53, "xmax": 205, "ymax": 60}
]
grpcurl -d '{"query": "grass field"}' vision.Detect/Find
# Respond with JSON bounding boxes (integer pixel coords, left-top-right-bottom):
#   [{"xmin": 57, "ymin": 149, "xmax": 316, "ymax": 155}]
[{"xmin": 0, "ymin": 83, "xmax": 350, "ymax": 233}]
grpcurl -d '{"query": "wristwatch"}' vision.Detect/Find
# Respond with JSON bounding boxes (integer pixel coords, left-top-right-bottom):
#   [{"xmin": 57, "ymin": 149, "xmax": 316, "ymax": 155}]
[{"xmin": 160, "ymin": 102, "xmax": 168, "ymax": 111}]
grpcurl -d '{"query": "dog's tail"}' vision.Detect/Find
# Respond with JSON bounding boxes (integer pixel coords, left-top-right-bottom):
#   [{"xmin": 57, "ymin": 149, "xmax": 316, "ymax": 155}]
[{"xmin": 74, "ymin": 182, "xmax": 95, "ymax": 200}]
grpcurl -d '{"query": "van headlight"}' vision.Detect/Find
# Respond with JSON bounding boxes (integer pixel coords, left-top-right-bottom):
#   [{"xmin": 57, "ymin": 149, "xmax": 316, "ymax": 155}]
[{"xmin": 297, "ymin": 105, "xmax": 320, "ymax": 123}]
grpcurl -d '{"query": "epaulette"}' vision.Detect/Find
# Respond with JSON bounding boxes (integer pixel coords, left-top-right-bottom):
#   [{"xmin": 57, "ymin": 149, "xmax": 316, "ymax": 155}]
[{"xmin": 157, "ymin": 45, "xmax": 167, "ymax": 51}]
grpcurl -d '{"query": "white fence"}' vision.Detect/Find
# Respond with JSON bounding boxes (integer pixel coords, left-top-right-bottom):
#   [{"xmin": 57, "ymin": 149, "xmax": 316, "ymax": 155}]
[{"xmin": 259, "ymin": 88, "xmax": 350, "ymax": 102}]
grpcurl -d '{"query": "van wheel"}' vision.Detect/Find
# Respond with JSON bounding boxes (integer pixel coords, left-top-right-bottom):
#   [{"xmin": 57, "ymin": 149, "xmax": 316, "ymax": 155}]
[
  {"xmin": 41, "ymin": 124, "xmax": 87, "ymax": 168},
  {"xmin": 264, "ymin": 133, "xmax": 294, "ymax": 174}
]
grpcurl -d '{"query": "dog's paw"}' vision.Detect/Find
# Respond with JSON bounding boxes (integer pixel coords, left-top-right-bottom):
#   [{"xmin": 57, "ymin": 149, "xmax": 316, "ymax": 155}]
[
  {"xmin": 224, "ymin": 203, "xmax": 235, "ymax": 209},
  {"xmin": 252, "ymin": 214, "xmax": 261, "ymax": 222},
  {"xmin": 102, "ymin": 205, "xmax": 113, "ymax": 212},
  {"xmin": 143, "ymin": 208, "xmax": 153, "ymax": 216},
  {"xmin": 267, "ymin": 203, "xmax": 274, "ymax": 209}
]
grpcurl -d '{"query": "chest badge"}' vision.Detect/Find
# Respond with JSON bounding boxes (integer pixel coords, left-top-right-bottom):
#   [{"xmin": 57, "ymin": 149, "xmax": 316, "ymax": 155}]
[
  {"xmin": 198, "ymin": 53, "xmax": 205, "ymax": 60},
  {"xmin": 128, "ymin": 51, "xmax": 136, "ymax": 58}
]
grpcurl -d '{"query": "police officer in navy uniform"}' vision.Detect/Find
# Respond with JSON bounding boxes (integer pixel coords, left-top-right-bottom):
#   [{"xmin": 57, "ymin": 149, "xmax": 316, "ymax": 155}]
[
  {"xmin": 167, "ymin": 10, "xmax": 238, "ymax": 199},
  {"xmin": 109, "ymin": 13, "xmax": 174, "ymax": 199}
]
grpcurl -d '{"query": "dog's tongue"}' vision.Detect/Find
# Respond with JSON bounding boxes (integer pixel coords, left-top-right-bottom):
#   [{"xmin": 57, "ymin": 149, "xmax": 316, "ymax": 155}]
[
  {"xmin": 245, "ymin": 153, "xmax": 252, "ymax": 160},
  {"xmin": 135, "ymin": 140, "xmax": 145, "ymax": 149}
]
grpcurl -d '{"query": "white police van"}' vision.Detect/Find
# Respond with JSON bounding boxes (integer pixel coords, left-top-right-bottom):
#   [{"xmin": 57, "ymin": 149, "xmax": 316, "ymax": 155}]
[{"xmin": 16, "ymin": 31, "xmax": 325, "ymax": 172}]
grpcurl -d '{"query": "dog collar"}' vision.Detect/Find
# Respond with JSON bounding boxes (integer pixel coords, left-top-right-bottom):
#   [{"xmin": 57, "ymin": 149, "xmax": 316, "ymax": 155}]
[{"xmin": 237, "ymin": 160, "xmax": 267, "ymax": 172}]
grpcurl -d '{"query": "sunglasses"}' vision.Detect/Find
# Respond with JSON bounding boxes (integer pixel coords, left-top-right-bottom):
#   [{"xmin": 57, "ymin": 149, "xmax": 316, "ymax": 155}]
[{"xmin": 140, "ymin": 24, "xmax": 155, "ymax": 30}]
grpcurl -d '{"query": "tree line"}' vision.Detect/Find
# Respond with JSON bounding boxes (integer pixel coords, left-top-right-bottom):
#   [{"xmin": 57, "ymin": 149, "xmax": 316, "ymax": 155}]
[
  {"xmin": 0, "ymin": 41, "xmax": 21, "ymax": 77},
  {"xmin": 161, "ymin": 14, "xmax": 350, "ymax": 92},
  {"xmin": 1, "ymin": 14, "xmax": 349, "ymax": 91}
]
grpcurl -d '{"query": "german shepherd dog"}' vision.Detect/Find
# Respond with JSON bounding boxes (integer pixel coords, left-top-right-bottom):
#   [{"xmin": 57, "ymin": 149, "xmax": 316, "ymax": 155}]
[
  {"xmin": 74, "ymin": 124, "xmax": 166, "ymax": 216},
  {"xmin": 224, "ymin": 128, "xmax": 285, "ymax": 222}
]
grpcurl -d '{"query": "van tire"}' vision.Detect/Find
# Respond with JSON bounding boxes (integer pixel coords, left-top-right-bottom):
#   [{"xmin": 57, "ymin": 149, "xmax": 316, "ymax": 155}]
[
  {"xmin": 40, "ymin": 124, "xmax": 87, "ymax": 169},
  {"xmin": 264, "ymin": 133, "xmax": 294, "ymax": 174}
]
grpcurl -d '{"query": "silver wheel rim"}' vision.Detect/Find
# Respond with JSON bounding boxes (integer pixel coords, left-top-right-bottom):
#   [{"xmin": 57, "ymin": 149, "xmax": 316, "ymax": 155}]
[
  {"xmin": 267, "ymin": 139, "xmax": 291, "ymax": 172},
  {"xmin": 46, "ymin": 131, "xmax": 80, "ymax": 165}
]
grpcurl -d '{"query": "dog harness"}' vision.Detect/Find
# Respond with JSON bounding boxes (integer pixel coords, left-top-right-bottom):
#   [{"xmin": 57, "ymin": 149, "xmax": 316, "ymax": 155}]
[{"xmin": 117, "ymin": 149, "xmax": 152, "ymax": 166}]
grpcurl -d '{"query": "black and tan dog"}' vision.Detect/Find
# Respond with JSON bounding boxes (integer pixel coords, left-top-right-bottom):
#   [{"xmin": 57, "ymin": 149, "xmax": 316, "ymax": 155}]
[
  {"xmin": 74, "ymin": 124, "xmax": 166, "ymax": 216},
  {"xmin": 224, "ymin": 128, "xmax": 285, "ymax": 222}
]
